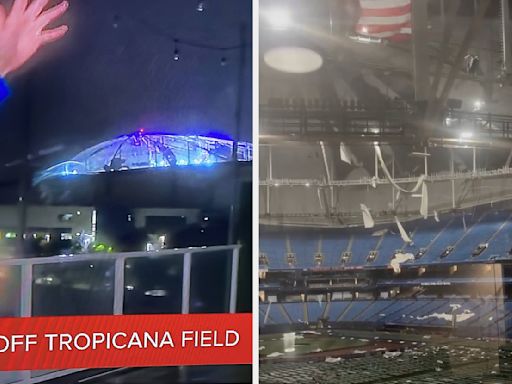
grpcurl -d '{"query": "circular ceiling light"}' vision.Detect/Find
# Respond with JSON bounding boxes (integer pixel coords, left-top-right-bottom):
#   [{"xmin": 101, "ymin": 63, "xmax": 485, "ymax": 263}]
[{"xmin": 264, "ymin": 47, "xmax": 323, "ymax": 74}]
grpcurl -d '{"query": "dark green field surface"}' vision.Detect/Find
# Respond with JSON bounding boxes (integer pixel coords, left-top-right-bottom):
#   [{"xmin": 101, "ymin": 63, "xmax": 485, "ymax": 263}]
[{"xmin": 260, "ymin": 330, "xmax": 512, "ymax": 383}]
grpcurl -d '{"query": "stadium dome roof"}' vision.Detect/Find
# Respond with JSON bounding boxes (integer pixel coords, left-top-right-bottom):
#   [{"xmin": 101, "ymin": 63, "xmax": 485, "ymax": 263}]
[{"xmin": 34, "ymin": 131, "xmax": 252, "ymax": 184}]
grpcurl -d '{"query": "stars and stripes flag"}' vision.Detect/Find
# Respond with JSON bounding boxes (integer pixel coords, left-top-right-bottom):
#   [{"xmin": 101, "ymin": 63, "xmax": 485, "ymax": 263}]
[{"xmin": 355, "ymin": 0, "xmax": 412, "ymax": 41}]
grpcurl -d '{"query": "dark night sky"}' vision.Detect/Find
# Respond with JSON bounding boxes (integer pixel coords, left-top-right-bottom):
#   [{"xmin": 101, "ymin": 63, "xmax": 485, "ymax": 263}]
[{"xmin": 0, "ymin": 0, "xmax": 252, "ymax": 174}]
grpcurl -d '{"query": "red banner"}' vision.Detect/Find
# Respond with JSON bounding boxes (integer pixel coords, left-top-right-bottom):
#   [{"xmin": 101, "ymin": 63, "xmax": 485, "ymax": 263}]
[{"xmin": 0, "ymin": 313, "xmax": 252, "ymax": 371}]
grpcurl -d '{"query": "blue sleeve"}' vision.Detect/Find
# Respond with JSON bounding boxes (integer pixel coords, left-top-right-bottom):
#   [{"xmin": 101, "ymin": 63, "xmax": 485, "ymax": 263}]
[{"xmin": 0, "ymin": 77, "xmax": 11, "ymax": 104}]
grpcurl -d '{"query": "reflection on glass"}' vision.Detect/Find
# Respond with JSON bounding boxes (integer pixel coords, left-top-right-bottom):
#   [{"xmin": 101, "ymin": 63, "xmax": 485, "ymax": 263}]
[
  {"xmin": 32, "ymin": 261, "xmax": 114, "ymax": 316},
  {"xmin": 190, "ymin": 251, "xmax": 231, "ymax": 313},
  {"xmin": 283, "ymin": 332, "xmax": 296, "ymax": 353},
  {"xmin": 0, "ymin": 266, "xmax": 21, "ymax": 318},
  {"xmin": 123, "ymin": 255, "xmax": 183, "ymax": 315}
]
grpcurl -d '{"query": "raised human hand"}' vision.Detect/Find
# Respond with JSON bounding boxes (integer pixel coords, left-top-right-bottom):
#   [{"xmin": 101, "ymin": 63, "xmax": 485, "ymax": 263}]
[{"xmin": 0, "ymin": 0, "xmax": 69, "ymax": 77}]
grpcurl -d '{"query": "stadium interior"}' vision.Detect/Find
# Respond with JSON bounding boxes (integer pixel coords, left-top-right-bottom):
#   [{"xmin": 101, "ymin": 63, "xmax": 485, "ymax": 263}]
[{"xmin": 259, "ymin": 0, "xmax": 512, "ymax": 383}]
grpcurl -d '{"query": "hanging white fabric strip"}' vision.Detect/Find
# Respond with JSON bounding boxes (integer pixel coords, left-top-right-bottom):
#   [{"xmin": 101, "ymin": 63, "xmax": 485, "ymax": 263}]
[
  {"xmin": 420, "ymin": 182, "xmax": 428, "ymax": 219},
  {"xmin": 395, "ymin": 216, "xmax": 413, "ymax": 243},
  {"xmin": 374, "ymin": 145, "xmax": 425, "ymax": 193},
  {"xmin": 361, "ymin": 204, "xmax": 375, "ymax": 228}
]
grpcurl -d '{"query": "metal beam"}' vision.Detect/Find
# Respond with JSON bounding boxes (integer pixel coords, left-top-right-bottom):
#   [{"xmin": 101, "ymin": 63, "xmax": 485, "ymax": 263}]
[
  {"xmin": 501, "ymin": 0, "xmax": 512, "ymax": 75},
  {"xmin": 412, "ymin": 0, "xmax": 430, "ymax": 101},
  {"xmin": 428, "ymin": 0, "xmax": 461, "ymax": 105},
  {"xmin": 436, "ymin": 0, "xmax": 492, "ymax": 113}
]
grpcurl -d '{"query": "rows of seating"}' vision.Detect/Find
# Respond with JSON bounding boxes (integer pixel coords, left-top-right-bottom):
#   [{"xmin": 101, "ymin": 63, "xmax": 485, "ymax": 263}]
[
  {"xmin": 260, "ymin": 299, "xmax": 512, "ymax": 338},
  {"xmin": 260, "ymin": 344, "xmax": 498, "ymax": 384},
  {"xmin": 260, "ymin": 209, "xmax": 512, "ymax": 270}
]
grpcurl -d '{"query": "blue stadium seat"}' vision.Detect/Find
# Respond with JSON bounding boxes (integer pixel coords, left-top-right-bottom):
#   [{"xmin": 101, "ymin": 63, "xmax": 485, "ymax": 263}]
[
  {"xmin": 338, "ymin": 301, "xmax": 372, "ymax": 321},
  {"xmin": 373, "ymin": 231, "xmax": 406, "ymax": 267},
  {"xmin": 348, "ymin": 232, "xmax": 380, "ymax": 267},
  {"xmin": 420, "ymin": 216, "xmax": 467, "ymax": 263},
  {"xmin": 261, "ymin": 209, "xmax": 512, "ymax": 269},
  {"xmin": 283, "ymin": 302, "xmax": 306, "ymax": 323},
  {"xmin": 484, "ymin": 217, "xmax": 512, "ymax": 260},
  {"xmin": 327, "ymin": 301, "xmax": 352, "ymax": 321},
  {"xmin": 449, "ymin": 211, "xmax": 510, "ymax": 262},
  {"xmin": 322, "ymin": 232, "xmax": 349, "ymax": 267},
  {"xmin": 290, "ymin": 232, "xmax": 318, "ymax": 269},
  {"xmin": 355, "ymin": 300, "xmax": 395, "ymax": 321},
  {"xmin": 307, "ymin": 301, "xmax": 326, "ymax": 323},
  {"xmin": 261, "ymin": 234, "xmax": 289, "ymax": 269},
  {"xmin": 266, "ymin": 303, "xmax": 291, "ymax": 325}
]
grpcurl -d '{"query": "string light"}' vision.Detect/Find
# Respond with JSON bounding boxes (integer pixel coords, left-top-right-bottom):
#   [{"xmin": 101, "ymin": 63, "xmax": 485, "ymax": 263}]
[
  {"xmin": 112, "ymin": 14, "xmax": 120, "ymax": 29},
  {"xmin": 196, "ymin": 1, "xmax": 206, "ymax": 12},
  {"xmin": 111, "ymin": 10, "xmax": 247, "ymax": 62},
  {"xmin": 126, "ymin": 14, "xmax": 246, "ymax": 52},
  {"xmin": 173, "ymin": 39, "xmax": 180, "ymax": 61}
]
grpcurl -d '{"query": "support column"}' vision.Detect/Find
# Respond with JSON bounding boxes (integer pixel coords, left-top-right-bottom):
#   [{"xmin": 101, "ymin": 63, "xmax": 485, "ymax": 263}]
[
  {"xmin": 452, "ymin": 180, "xmax": 456, "ymax": 208},
  {"xmin": 181, "ymin": 252, "xmax": 192, "ymax": 314},
  {"xmin": 412, "ymin": 0, "xmax": 430, "ymax": 101},
  {"xmin": 229, "ymin": 247, "xmax": 240, "ymax": 313},
  {"xmin": 113, "ymin": 257, "xmax": 125, "ymax": 315},
  {"xmin": 374, "ymin": 146, "xmax": 379, "ymax": 179},
  {"xmin": 501, "ymin": 0, "xmax": 512, "ymax": 75},
  {"xmin": 266, "ymin": 146, "xmax": 272, "ymax": 215},
  {"xmin": 450, "ymin": 148, "xmax": 456, "ymax": 208},
  {"xmin": 20, "ymin": 264, "xmax": 32, "ymax": 317},
  {"xmin": 473, "ymin": 147, "xmax": 477, "ymax": 173},
  {"xmin": 424, "ymin": 147, "xmax": 429, "ymax": 176}
]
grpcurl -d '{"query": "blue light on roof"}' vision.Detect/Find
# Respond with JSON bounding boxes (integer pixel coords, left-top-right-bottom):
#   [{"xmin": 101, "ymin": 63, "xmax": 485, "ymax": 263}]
[{"xmin": 34, "ymin": 132, "xmax": 252, "ymax": 184}]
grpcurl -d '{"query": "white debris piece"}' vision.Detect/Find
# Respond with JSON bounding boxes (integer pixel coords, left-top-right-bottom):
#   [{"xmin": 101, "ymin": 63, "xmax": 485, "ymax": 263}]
[
  {"xmin": 267, "ymin": 352, "xmax": 283, "ymax": 358},
  {"xmin": 259, "ymin": 346, "xmax": 265, "ymax": 351},
  {"xmin": 417, "ymin": 311, "xmax": 475, "ymax": 322},
  {"xmin": 389, "ymin": 252, "xmax": 415, "ymax": 273},
  {"xmin": 353, "ymin": 350, "xmax": 367, "ymax": 354},
  {"xmin": 325, "ymin": 357, "xmax": 342, "ymax": 363},
  {"xmin": 301, "ymin": 331, "xmax": 321, "ymax": 335},
  {"xmin": 383, "ymin": 351, "xmax": 402, "ymax": 359}
]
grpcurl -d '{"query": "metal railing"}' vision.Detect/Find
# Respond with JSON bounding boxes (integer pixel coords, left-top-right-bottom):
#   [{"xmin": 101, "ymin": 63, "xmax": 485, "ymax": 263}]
[
  {"xmin": 0, "ymin": 244, "xmax": 241, "ymax": 384},
  {"xmin": 260, "ymin": 167, "xmax": 512, "ymax": 187},
  {"xmin": 260, "ymin": 100, "xmax": 512, "ymax": 141}
]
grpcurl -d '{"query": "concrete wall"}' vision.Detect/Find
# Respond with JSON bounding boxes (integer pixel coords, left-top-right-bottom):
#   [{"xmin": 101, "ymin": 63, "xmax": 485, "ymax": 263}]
[{"xmin": 0, "ymin": 205, "xmax": 93, "ymax": 235}]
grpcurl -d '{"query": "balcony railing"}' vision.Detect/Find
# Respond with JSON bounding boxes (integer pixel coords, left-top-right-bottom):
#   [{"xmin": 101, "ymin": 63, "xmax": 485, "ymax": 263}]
[{"xmin": 0, "ymin": 244, "xmax": 240, "ymax": 384}]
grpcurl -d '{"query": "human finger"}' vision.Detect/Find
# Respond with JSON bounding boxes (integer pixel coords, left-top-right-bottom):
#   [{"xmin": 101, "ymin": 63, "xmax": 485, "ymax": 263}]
[{"xmin": 39, "ymin": 24, "xmax": 68, "ymax": 45}]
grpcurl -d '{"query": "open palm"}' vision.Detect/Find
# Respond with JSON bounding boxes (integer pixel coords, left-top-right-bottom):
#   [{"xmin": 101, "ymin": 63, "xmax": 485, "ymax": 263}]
[{"xmin": 0, "ymin": 0, "xmax": 68, "ymax": 77}]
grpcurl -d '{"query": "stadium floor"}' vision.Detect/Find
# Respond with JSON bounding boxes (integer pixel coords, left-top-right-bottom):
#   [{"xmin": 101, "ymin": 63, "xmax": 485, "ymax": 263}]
[{"xmin": 260, "ymin": 330, "xmax": 512, "ymax": 383}]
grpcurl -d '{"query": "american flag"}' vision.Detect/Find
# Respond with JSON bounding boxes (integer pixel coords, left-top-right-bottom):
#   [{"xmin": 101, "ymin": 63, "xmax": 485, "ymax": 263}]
[{"xmin": 355, "ymin": 0, "xmax": 412, "ymax": 41}]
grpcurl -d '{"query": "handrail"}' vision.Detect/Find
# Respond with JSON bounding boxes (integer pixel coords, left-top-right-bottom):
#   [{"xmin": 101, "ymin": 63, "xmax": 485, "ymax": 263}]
[
  {"xmin": 260, "ymin": 167, "xmax": 512, "ymax": 187},
  {"xmin": 0, "ymin": 244, "xmax": 241, "ymax": 266}
]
